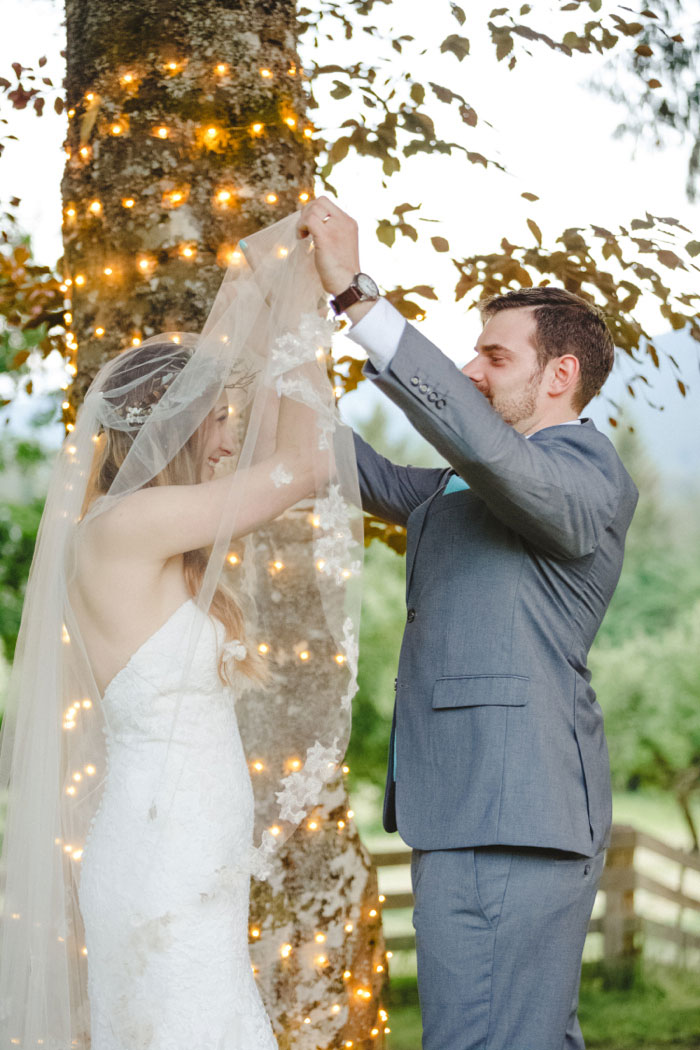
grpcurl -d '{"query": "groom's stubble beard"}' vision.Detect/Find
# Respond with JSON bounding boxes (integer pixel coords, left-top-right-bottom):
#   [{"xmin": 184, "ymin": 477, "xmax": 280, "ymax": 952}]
[{"xmin": 487, "ymin": 363, "xmax": 544, "ymax": 429}]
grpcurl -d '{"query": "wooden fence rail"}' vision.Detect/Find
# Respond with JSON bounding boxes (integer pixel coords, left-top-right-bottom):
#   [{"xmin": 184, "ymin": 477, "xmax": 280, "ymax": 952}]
[{"xmin": 371, "ymin": 824, "xmax": 700, "ymax": 966}]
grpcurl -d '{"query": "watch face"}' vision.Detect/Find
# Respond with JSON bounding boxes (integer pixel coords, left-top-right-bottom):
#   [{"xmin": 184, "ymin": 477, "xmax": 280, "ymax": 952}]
[{"xmin": 355, "ymin": 273, "xmax": 379, "ymax": 299}]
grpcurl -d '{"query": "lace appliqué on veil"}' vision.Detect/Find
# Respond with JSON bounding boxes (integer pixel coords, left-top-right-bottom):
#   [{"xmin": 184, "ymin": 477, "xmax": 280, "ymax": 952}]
[
  {"xmin": 313, "ymin": 484, "xmax": 361, "ymax": 586},
  {"xmin": 274, "ymin": 740, "xmax": 341, "ymax": 824}
]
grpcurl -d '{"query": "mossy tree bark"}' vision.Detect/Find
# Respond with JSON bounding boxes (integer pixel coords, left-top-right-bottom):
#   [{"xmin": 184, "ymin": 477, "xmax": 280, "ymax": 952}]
[{"xmin": 62, "ymin": 1, "xmax": 389, "ymax": 1046}]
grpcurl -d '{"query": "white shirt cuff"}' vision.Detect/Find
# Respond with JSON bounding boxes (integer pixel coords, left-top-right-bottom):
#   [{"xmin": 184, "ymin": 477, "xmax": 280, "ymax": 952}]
[{"xmin": 346, "ymin": 297, "xmax": 406, "ymax": 372}]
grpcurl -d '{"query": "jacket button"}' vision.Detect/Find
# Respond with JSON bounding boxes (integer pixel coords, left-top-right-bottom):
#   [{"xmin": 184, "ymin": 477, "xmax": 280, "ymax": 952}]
[
  {"xmin": 427, "ymin": 391, "xmax": 438, "ymax": 402},
  {"xmin": 419, "ymin": 383, "xmax": 429, "ymax": 394},
  {"xmin": 435, "ymin": 398, "xmax": 446, "ymax": 409},
  {"xmin": 410, "ymin": 376, "xmax": 420, "ymax": 386},
  {"xmin": 407, "ymin": 608, "xmax": 416, "ymax": 622}
]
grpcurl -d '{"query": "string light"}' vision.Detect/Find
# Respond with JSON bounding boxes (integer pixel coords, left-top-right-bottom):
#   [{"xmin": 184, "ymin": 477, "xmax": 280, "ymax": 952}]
[
  {"xmin": 298, "ymin": 650, "xmax": 310, "ymax": 662},
  {"xmin": 337, "ymin": 820, "xmax": 346, "ymax": 830},
  {"xmin": 94, "ymin": 327, "xmax": 105, "ymax": 338},
  {"xmin": 215, "ymin": 188, "xmax": 235, "ymax": 206},
  {"xmin": 343, "ymin": 970, "xmax": 352, "ymax": 980},
  {"xmin": 163, "ymin": 187, "xmax": 188, "ymax": 208},
  {"xmin": 120, "ymin": 72, "xmax": 136, "ymax": 86},
  {"xmin": 74, "ymin": 274, "xmax": 86, "ymax": 287},
  {"xmin": 259, "ymin": 68, "xmax": 273, "ymax": 79},
  {"xmin": 110, "ymin": 121, "xmax": 126, "ymax": 136},
  {"xmin": 227, "ymin": 553, "xmax": 240, "ymax": 566},
  {"xmin": 314, "ymin": 933, "xmax": 326, "ymax": 943},
  {"xmin": 178, "ymin": 243, "xmax": 197, "ymax": 260},
  {"xmin": 303, "ymin": 128, "xmax": 314, "ymax": 139},
  {"xmin": 277, "ymin": 247, "xmax": 288, "ymax": 258},
  {"xmin": 265, "ymin": 193, "xmax": 278, "ymax": 205},
  {"xmin": 334, "ymin": 653, "xmax": 346, "ymax": 665},
  {"xmin": 103, "ymin": 267, "xmax": 114, "ymax": 276},
  {"xmin": 214, "ymin": 63, "xmax": 229, "ymax": 75},
  {"xmin": 269, "ymin": 560, "xmax": 284, "ymax": 573},
  {"xmin": 64, "ymin": 205, "xmax": 77, "ymax": 220},
  {"xmin": 85, "ymin": 764, "xmax": 96, "ymax": 775},
  {"xmin": 85, "ymin": 92, "xmax": 96, "ymax": 102},
  {"xmin": 153, "ymin": 125, "xmax": 170, "ymax": 139},
  {"xmin": 269, "ymin": 825, "xmax": 281, "ymax": 837},
  {"xmin": 342, "ymin": 764, "xmax": 350, "ymax": 774},
  {"xmin": 131, "ymin": 335, "xmax": 142, "ymax": 347},
  {"xmin": 79, "ymin": 146, "xmax": 91, "ymax": 160},
  {"xmin": 88, "ymin": 200, "xmax": 102, "ymax": 215},
  {"xmin": 250, "ymin": 123, "xmax": 264, "ymax": 135},
  {"xmin": 331, "ymin": 1004, "xmax": 341, "ymax": 1014},
  {"xmin": 344, "ymin": 922, "xmax": 353, "ymax": 932},
  {"xmin": 257, "ymin": 643, "xmax": 269, "ymax": 655},
  {"xmin": 308, "ymin": 819, "xmax": 319, "ymax": 830},
  {"xmin": 250, "ymin": 927, "xmax": 261, "ymax": 939},
  {"xmin": 252, "ymin": 760, "xmax": 265, "ymax": 772},
  {"xmin": 378, "ymin": 894, "xmax": 386, "ymax": 903},
  {"xmin": 122, "ymin": 197, "xmax": 135, "ymax": 209},
  {"xmin": 280, "ymin": 943, "xmax": 292, "ymax": 958},
  {"xmin": 137, "ymin": 255, "xmax": 156, "ymax": 276},
  {"xmin": 217, "ymin": 245, "xmax": 241, "ymax": 267},
  {"xmin": 284, "ymin": 116, "xmax": 297, "ymax": 129}
]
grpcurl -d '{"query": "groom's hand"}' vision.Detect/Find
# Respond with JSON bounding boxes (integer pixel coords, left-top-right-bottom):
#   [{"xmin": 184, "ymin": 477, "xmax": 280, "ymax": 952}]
[{"xmin": 297, "ymin": 196, "xmax": 361, "ymax": 296}]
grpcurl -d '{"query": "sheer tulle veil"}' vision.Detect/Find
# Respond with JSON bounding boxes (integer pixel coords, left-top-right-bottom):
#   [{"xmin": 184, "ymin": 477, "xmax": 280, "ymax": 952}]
[{"xmin": 0, "ymin": 212, "xmax": 362, "ymax": 1047}]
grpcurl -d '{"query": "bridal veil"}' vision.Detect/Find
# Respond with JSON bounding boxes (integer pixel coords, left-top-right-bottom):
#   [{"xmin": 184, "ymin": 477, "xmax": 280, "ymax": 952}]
[{"xmin": 0, "ymin": 212, "xmax": 362, "ymax": 1047}]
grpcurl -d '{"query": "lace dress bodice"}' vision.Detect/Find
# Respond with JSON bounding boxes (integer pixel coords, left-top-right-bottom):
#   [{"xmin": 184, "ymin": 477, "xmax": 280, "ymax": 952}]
[{"xmin": 78, "ymin": 601, "xmax": 278, "ymax": 1050}]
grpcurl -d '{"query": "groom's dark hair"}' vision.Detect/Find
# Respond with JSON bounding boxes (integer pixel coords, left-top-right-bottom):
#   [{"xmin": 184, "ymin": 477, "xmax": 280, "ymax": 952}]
[{"xmin": 478, "ymin": 287, "xmax": 615, "ymax": 411}]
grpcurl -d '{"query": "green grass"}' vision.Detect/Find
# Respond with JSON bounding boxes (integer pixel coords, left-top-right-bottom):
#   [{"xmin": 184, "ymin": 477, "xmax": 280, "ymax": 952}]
[{"xmin": 384, "ymin": 966, "xmax": 700, "ymax": 1050}]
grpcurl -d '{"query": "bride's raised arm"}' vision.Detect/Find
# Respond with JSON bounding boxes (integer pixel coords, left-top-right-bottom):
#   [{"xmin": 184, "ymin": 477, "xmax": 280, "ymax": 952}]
[{"xmin": 96, "ymin": 356, "xmax": 331, "ymax": 561}]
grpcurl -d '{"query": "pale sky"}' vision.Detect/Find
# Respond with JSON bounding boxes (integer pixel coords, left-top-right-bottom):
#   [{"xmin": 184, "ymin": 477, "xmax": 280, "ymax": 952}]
[{"xmin": 1, "ymin": 0, "xmax": 698, "ymax": 425}]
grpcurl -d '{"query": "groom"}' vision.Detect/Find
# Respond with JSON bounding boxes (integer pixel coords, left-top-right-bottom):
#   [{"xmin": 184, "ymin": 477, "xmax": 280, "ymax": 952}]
[{"xmin": 298, "ymin": 198, "xmax": 638, "ymax": 1050}]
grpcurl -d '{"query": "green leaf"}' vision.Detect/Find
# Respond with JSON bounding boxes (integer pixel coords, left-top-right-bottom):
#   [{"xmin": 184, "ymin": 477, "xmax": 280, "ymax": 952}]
[
  {"xmin": 440, "ymin": 34, "xmax": 470, "ymax": 61},
  {"xmin": 451, "ymin": 3, "xmax": 466, "ymax": 25},
  {"xmin": 431, "ymin": 236, "xmax": 450, "ymax": 253},
  {"xmin": 376, "ymin": 222, "xmax": 396, "ymax": 248},
  {"xmin": 527, "ymin": 218, "xmax": 542, "ymax": 246},
  {"xmin": 410, "ymin": 82, "xmax": 425, "ymax": 106},
  {"xmin": 330, "ymin": 80, "xmax": 352, "ymax": 100},
  {"xmin": 685, "ymin": 240, "xmax": 700, "ymax": 257},
  {"xmin": 329, "ymin": 137, "xmax": 350, "ymax": 165}
]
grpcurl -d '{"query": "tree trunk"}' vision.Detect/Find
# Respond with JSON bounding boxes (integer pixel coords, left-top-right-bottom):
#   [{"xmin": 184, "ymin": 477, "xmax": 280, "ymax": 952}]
[{"xmin": 62, "ymin": 2, "xmax": 389, "ymax": 1045}]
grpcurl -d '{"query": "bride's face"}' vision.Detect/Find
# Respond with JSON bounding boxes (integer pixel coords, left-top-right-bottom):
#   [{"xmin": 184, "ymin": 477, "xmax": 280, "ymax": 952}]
[{"xmin": 200, "ymin": 393, "xmax": 233, "ymax": 481}]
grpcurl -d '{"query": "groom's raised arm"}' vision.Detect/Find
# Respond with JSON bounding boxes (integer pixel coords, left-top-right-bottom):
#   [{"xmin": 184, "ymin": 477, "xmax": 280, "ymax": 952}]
[
  {"xmin": 350, "ymin": 301, "xmax": 622, "ymax": 561},
  {"xmin": 353, "ymin": 432, "xmax": 449, "ymax": 526}
]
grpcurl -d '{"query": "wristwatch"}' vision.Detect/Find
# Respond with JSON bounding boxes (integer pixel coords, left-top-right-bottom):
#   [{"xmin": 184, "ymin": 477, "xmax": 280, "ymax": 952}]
[{"xmin": 330, "ymin": 272, "xmax": 380, "ymax": 315}]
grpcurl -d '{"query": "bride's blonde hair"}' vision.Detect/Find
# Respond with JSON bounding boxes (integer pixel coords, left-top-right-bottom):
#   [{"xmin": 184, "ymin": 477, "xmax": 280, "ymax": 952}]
[{"xmin": 82, "ymin": 342, "xmax": 266, "ymax": 684}]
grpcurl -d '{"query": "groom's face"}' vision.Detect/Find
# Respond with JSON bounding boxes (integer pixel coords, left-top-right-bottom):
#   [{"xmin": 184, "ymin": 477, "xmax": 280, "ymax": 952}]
[{"xmin": 462, "ymin": 307, "xmax": 546, "ymax": 433}]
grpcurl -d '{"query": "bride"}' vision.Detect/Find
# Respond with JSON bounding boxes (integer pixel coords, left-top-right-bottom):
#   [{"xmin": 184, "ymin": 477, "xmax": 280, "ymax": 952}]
[{"xmin": 0, "ymin": 212, "xmax": 363, "ymax": 1049}]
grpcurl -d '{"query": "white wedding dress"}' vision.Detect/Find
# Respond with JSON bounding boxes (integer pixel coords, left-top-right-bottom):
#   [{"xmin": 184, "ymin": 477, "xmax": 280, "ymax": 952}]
[{"xmin": 78, "ymin": 600, "xmax": 278, "ymax": 1050}]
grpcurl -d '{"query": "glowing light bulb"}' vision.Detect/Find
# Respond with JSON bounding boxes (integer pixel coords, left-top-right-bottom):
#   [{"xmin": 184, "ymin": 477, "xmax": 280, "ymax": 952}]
[
  {"xmin": 227, "ymin": 553, "xmax": 240, "ymax": 566},
  {"xmin": 166, "ymin": 60, "xmax": 179, "ymax": 71},
  {"xmin": 94, "ymin": 327, "xmax": 105, "ymax": 337},
  {"xmin": 85, "ymin": 765, "xmax": 96, "ymax": 775},
  {"xmin": 67, "ymin": 107, "xmax": 76, "ymax": 118},
  {"xmin": 72, "ymin": 849, "xmax": 83, "ymax": 860},
  {"xmin": 258, "ymin": 643, "xmax": 269, "ymax": 654},
  {"xmin": 110, "ymin": 122, "xmax": 124, "ymax": 136},
  {"xmin": 379, "ymin": 894, "xmax": 386, "ymax": 902},
  {"xmin": 67, "ymin": 364, "xmax": 78, "ymax": 377},
  {"xmin": 334, "ymin": 653, "xmax": 346, "ymax": 665},
  {"xmin": 344, "ymin": 922, "xmax": 353, "ymax": 932},
  {"xmin": 74, "ymin": 273, "xmax": 86, "ymax": 287},
  {"xmin": 250, "ymin": 927, "xmax": 261, "ymax": 938},
  {"xmin": 347, "ymin": 809, "xmax": 354, "ymax": 819},
  {"xmin": 280, "ymin": 943, "xmax": 292, "ymax": 958},
  {"xmin": 299, "ymin": 191, "xmax": 310, "ymax": 203},
  {"xmin": 206, "ymin": 126, "xmax": 218, "ymax": 138},
  {"xmin": 376, "ymin": 964, "xmax": 384, "ymax": 973},
  {"xmin": 277, "ymin": 247, "xmax": 288, "ymax": 258},
  {"xmin": 131, "ymin": 335, "xmax": 142, "ymax": 346},
  {"xmin": 121, "ymin": 73, "xmax": 135, "ymax": 85},
  {"xmin": 137, "ymin": 255, "xmax": 156, "ymax": 275},
  {"xmin": 103, "ymin": 267, "xmax": 113, "ymax": 276},
  {"xmin": 79, "ymin": 146, "xmax": 91, "ymax": 160},
  {"xmin": 303, "ymin": 128, "xmax": 313, "ymax": 139},
  {"xmin": 271, "ymin": 560, "xmax": 284, "ymax": 572},
  {"xmin": 65, "ymin": 206, "xmax": 77, "ymax": 219},
  {"xmin": 308, "ymin": 820, "xmax": 319, "ymax": 830},
  {"xmin": 215, "ymin": 188, "xmax": 234, "ymax": 205},
  {"xmin": 252, "ymin": 760, "xmax": 264, "ymax": 772},
  {"xmin": 316, "ymin": 559, "xmax": 326, "ymax": 571},
  {"xmin": 73, "ymin": 772, "xmax": 82, "ymax": 782},
  {"xmin": 154, "ymin": 126, "xmax": 169, "ymax": 139},
  {"xmin": 259, "ymin": 68, "xmax": 273, "ymax": 78},
  {"xmin": 284, "ymin": 116, "xmax": 297, "ymax": 129},
  {"xmin": 331, "ymin": 1004, "xmax": 341, "ymax": 1014},
  {"xmin": 288, "ymin": 758, "xmax": 301, "ymax": 771},
  {"xmin": 369, "ymin": 909, "xmax": 377, "ymax": 918},
  {"xmin": 371, "ymin": 1029, "xmax": 379, "ymax": 1038},
  {"xmin": 215, "ymin": 63, "xmax": 229, "ymax": 75},
  {"xmin": 343, "ymin": 970, "xmax": 352, "ymax": 979},
  {"xmin": 315, "ymin": 955, "xmax": 328, "ymax": 966},
  {"xmin": 179, "ymin": 243, "xmax": 197, "ymax": 259},
  {"xmin": 314, "ymin": 933, "xmax": 326, "ymax": 943},
  {"xmin": 265, "ymin": 193, "xmax": 278, "ymax": 205},
  {"xmin": 288, "ymin": 64, "xmax": 297, "ymax": 75},
  {"xmin": 250, "ymin": 123, "xmax": 264, "ymax": 135},
  {"xmin": 66, "ymin": 786, "xmax": 76, "ymax": 796},
  {"xmin": 122, "ymin": 197, "xmax": 135, "ymax": 208},
  {"xmin": 299, "ymin": 650, "xmax": 310, "ymax": 662},
  {"xmin": 337, "ymin": 820, "xmax": 346, "ymax": 829},
  {"xmin": 269, "ymin": 825, "xmax": 281, "ymax": 836},
  {"xmin": 62, "ymin": 400, "xmax": 70, "ymax": 410},
  {"xmin": 85, "ymin": 92, "xmax": 95, "ymax": 102}
]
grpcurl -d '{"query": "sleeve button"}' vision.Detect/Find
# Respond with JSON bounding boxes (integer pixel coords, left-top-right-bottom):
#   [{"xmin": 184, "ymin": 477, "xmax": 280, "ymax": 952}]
[
  {"xmin": 410, "ymin": 376, "xmax": 420, "ymax": 386},
  {"xmin": 435, "ymin": 398, "xmax": 446, "ymax": 409}
]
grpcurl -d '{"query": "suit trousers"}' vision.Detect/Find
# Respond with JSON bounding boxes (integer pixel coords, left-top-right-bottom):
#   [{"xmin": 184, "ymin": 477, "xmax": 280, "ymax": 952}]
[{"xmin": 410, "ymin": 844, "xmax": 606, "ymax": 1050}]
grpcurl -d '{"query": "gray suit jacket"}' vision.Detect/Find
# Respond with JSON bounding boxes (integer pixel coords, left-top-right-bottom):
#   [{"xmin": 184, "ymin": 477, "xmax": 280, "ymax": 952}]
[{"xmin": 355, "ymin": 322, "xmax": 638, "ymax": 857}]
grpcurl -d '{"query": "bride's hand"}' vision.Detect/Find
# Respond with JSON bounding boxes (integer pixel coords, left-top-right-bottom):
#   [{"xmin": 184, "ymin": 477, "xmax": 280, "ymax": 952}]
[{"xmin": 297, "ymin": 196, "xmax": 360, "ymax": 296}]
